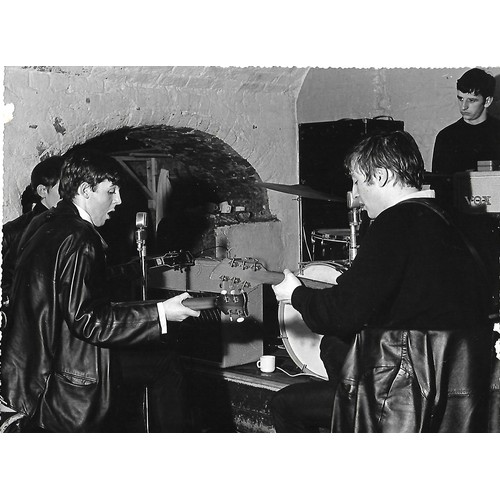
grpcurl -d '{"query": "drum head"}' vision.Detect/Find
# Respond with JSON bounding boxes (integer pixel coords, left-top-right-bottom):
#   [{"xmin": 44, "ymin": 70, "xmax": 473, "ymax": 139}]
[
  {"xmin": 278, "ymin": 262, "xmax": 343, "ymax": 380},
  {"xmin": 311, "ymin": 228, "xmax": 350, "ymax": 261},
  {"xmin": 313, "ymin": 228, "xmax": 350, "ymax": 241}
]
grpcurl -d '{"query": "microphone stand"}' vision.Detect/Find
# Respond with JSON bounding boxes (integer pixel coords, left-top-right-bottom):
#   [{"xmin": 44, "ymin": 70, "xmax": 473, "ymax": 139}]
[
  {"xmin": 346, "ymin": 191, "xmax": 363, "ymax": 265},
  {"xmin": 135, "ymin": 223, "xmax": 149, "ymax": 432},
  {"xmin": 135, "ymin": 226, "xmax": 148, "ymax": 301}
]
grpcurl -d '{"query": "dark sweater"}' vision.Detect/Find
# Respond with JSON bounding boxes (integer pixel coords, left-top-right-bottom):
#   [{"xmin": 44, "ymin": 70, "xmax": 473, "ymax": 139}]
[
  {"xmin": 432, "ymin": 116, "xmax": 500, "ymax": 174},
  {"xmin": 292, "ymin": 198, "xmax": 494, "ymax": 342}
]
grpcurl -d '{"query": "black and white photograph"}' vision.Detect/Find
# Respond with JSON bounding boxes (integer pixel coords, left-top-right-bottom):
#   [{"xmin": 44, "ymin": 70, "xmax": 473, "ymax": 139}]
[{"xmin": 1, "ymin": 1, "xmax": 499, "ymax": 498}]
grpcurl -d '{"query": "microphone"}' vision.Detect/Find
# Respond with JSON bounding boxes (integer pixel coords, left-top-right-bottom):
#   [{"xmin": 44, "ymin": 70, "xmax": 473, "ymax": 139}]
[
  {"xmin": 346, "ymin": 192, "xmax": 362, "ymax": 264},
  {"xmin": 135, "ymin": 212, "xmax": 148, "ymax": 253},
  {"xmin": 346, "ymin": 191, "xmax": 363, "ymax": 210},
  {"xmin": 135, "ymin": 212, "xmax": 148, "ymax": 300}
]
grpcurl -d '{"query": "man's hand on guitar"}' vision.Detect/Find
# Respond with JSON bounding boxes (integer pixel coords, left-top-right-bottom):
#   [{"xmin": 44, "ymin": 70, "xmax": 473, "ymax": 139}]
[
  {"xmin": 272, "ymin": 269, "xmax": 301, "ymax": 304},
  {"xmin": 162, "ymin": 292, "xmax": 201, "ymax": 322}
]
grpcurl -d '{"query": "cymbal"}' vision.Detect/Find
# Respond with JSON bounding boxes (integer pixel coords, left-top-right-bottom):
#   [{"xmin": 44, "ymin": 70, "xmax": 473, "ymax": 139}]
[{"xmin": 256, "ymin": 182, "xmax": 345, "ymax": 202}]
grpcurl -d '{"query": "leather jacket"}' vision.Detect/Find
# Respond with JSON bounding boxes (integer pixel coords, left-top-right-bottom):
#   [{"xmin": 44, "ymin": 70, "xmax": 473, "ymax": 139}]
[
  {"xmin": 1, "ymin": 202, "xmax": 47, "ymax": 306},
  {"xmin": 1, "ymin": 200, "xmax": 165, "ymax": 432},
  {"xmin": 332, "ymin": 328, "xmax": 491, "ymax": 432}
]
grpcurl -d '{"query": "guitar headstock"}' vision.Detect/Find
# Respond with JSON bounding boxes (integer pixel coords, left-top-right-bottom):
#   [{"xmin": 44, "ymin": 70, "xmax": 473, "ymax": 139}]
[
  {"xmin": 215, "ymin": 290, "xmax": 248, "ymax": 323},
  {"xmin": 209, "ymin": 257, "xmax": 272, "ymax": 291},
  {"xmin": 148, "ymin": 250, "xmax": 195, "ymax": 271}
]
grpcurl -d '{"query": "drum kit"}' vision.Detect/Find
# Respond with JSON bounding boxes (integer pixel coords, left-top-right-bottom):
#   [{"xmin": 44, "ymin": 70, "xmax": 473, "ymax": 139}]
[{"xmin": 257, "ymin": 181, "xmax": 364, "ymax": 380}]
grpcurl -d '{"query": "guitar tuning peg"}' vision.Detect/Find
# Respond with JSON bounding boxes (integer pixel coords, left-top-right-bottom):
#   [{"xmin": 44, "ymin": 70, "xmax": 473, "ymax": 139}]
[{"xmin": 228, "ymin": 311, "xmax": 245, "ymax": 323}]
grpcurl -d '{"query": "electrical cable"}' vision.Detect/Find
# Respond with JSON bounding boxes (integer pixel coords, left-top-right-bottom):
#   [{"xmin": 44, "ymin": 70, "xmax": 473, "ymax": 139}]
[{"xmin": 276, "ymin": 366, "xmax": 311, "ymax": 378}]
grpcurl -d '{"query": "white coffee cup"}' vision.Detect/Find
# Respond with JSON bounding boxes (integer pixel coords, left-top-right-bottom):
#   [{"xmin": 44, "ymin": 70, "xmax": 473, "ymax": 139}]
[{"xmin": 257, "ymin": 355, "xmax": 275, "ymax": 373}]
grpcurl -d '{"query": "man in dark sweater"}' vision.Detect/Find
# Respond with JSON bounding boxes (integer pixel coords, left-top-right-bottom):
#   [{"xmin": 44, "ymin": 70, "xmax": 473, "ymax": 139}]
[
  {"xmin": 270, "ymin": 131, "xmax": 495, "ymax": 432},
  {"xmin": 432, "ymin": 68, "xmax": 500, "ymax": 176}
]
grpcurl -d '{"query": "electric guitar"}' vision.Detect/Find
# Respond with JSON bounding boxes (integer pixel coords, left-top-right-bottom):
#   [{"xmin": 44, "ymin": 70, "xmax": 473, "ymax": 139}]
[
  {"xmin": 107, "ymin": 250, "xmax": 195, "ymax": 281},
  {"xmin": 209, "ymin": 257, "xmax": 336, "ymax": 290},
  {"xmin": 182, "ymin": 291, "xmax": 248, "ymax": 322}
]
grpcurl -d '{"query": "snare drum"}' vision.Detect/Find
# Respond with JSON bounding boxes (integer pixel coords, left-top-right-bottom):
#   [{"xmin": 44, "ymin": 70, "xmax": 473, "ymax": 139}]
[
  {"xmin": 278, "ymin": 261, "xmax": 344, "ymax": 380},
  {"xmin": 311, "ymin": 228, "xmax": 350, "ymax": 261}
]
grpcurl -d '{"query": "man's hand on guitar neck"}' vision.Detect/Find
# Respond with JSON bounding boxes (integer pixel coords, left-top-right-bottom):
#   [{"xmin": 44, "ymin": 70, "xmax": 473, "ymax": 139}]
[{"xmin": 272, "ymin": 269, "xmax": 302, "ymax": 304}]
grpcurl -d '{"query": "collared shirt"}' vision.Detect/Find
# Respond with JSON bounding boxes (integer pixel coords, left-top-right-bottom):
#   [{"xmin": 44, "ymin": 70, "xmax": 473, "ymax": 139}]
[
  {"xmin": 73, "ymin": 202, "xmax": 167, "ymax": 334},
  {"xmin": 397, "ymin": 188, "xmax": 436, "ymax": 203}
]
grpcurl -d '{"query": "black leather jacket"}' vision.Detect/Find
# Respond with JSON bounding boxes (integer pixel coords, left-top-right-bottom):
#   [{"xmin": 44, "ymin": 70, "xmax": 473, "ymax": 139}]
[
  {"xmin": 1, "ymin": 200, "xmax": 166, "ymax": 432},
  {"xmin": 331, "ymin": 328, "xmax": 491, "ymax": 432},
  {"xmin": 1, "ymin": 202, "xmax": 47, "ymax": 306}
]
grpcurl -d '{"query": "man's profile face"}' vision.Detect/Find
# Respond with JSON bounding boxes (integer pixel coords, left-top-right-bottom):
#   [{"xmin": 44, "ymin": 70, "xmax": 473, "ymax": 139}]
[
  {"xmin": 38, "ymin": 180, "xmax": 61, "ymax": 209},
  {"xmin": 45, "ymin": 181, "xmax": 61, "ymax": 209},
  {"xmin": 351, "ymin": 169, "xmax": 386, "ymax": 219},
  {"xmin": 86, "ymin": 180, "xmax": 121, "ymax": 227},
  {"xmin": 456, "ymin": 90, "xmax": 490, "ymax": 124}
]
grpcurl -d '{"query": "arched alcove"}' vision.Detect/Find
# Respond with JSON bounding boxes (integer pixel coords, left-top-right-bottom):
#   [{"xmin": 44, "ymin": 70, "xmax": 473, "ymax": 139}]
[{"xmin": 66, "ymin": 125, "xmax": 275, "ymax": 266}]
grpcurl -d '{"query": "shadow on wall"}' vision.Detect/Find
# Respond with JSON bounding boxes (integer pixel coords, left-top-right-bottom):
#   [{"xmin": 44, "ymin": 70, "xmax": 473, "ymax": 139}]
[{"xmin": 64, "ymin": 125, "xmax": 275, "ymax": 269}]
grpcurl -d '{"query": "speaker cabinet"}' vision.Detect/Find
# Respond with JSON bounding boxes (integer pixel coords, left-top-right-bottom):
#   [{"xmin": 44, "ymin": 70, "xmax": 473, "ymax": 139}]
[
  {"xmin": 454, "ymin": 171, "xmax": 500, "ymax": 214},
  {"xmin": 148, "ymin": 258, "xmax": 264, "ymax": 367}
]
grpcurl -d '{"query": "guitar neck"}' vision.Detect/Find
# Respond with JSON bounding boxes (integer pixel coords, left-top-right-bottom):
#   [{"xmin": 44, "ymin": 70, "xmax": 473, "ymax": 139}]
[
  {"xmin": 257, "ymin": 271, "xmax": 333, "ymax": 289},
  {"xmin": 182, "ymin": 297, "xmax": 217, "ymax": 311}
]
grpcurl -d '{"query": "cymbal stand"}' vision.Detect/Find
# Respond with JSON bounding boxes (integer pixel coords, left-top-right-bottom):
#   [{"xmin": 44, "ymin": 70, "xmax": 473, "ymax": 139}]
[{"xmin": 347, "ymin": 191, "xmax": 363, "ymax": 265}]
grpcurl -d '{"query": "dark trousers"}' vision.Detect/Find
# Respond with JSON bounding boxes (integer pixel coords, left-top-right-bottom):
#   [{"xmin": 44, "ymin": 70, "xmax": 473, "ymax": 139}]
[
  {"xmin": 108, "ymin": 348, "xmax": 190, "ymax": 432},
  {"xmin": 270, "ymin": 379, "xmax": 339, "ymax": 432},
  {"xmin": 270, "ymin": 335, "xmax": 350, "ymax": 432}
]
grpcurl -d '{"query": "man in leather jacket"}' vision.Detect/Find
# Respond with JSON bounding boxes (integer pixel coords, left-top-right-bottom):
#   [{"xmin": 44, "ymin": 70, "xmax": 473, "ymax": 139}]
[
  {"xmin": 1, "ymin": 156, "xmax": 64, "ymax": 310},
  {"xmin": 1, "ymin": 149, "xmax": 201, "ymax": 432},
  {"xmin": 271, "ymin": 131, "xmax": 495, "ymax": 432}
]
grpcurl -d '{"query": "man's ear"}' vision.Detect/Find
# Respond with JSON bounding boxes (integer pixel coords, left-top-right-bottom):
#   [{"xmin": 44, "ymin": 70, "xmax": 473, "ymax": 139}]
[
  {"xmin": 375, "ymin": 168, "xmax": 390, "ymax": 187},
  {"xmin": 36, "ymin": 184, "xmax": 48, "ymax": 199},
  {"xmin": 484, "ymin": 96, "xmax": 493, "ymax": 109},
  {"xmin": 78, "ymin": 182, "xmax": 92, "ymax": 199}
]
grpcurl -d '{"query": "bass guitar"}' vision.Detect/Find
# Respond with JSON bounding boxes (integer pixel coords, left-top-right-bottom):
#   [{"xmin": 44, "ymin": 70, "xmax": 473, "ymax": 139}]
[
  {"xmin": 209, "ymin": 257, "xmax": 338, "ymax": 290},
  {"xmin": 182, "ymin": 290, "xmax": 248, "ymax": 323}
]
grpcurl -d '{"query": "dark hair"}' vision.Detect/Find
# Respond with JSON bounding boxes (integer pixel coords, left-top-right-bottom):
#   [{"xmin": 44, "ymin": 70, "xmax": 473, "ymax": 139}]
[
  {"xmin": 30, "ymin": 156, "xmax": 64, "ymax": 191},
  {"xmin": 457, "ymin": 68, "xmax": 496, "ymax": 99},
  {"xmin": 345, "ymin": 130, "xmax": 424, "ymax": 189},
  {"xmin": 20, "ymin": 156, "xmax": 64, "ymax": 213},
  {"xmin": 59, "ymin": 149, "xmax": 122, "ymax": 202},
  {"xmin": 20, "ymin": 186, "xmax": 38, "ymax": 213}
]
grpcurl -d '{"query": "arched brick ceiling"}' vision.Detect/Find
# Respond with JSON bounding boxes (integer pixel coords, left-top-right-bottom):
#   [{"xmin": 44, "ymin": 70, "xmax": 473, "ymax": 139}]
[
  {"xmin": 70, "ymin": 124, "xmax": 276, "ymax": 262},
  {"xmin": 81, "ymin": 124, "xmax": 273, "ymax": 222}
]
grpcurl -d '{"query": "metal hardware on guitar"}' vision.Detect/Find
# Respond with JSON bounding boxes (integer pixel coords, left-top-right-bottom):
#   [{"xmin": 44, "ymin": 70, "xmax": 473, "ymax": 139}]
[{"xmin": 182, "ymin": 290, "xmax": 248, "ymax": 323}]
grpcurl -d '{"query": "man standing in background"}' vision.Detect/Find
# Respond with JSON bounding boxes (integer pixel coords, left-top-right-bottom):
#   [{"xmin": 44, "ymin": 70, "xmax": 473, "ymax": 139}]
[{"xmin": 432, "ymin": 67, "xmax": 500, "ymax": 175}]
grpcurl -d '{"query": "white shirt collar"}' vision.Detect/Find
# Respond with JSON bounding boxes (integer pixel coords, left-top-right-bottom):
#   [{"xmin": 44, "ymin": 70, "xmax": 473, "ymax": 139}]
[
  {"xmin": 73, "ymin": 203, "xmax": 93, "ymax": 225},
  {"xmin": 397, "ymin": 189, "xmax": 435, "ymax": 203}
]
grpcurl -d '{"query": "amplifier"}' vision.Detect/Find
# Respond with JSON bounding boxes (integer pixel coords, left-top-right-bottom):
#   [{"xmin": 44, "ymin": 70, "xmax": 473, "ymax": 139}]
[
  {"xmin": 454, "ymin": 171, "xmax": 500, "ymax": 214},
  {"xmin": 147, "ymin": 258, "xmax": 264, "ymax": 368}
]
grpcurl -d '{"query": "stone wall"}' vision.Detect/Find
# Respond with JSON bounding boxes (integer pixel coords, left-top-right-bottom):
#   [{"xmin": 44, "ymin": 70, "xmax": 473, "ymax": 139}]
[
  {"xmin": 3, "ymin": 66, "xmax": 308, "ymax": 269},
  {"xmin": 4, "ymin": 66, "xmax": 500, "ymax": 270}
]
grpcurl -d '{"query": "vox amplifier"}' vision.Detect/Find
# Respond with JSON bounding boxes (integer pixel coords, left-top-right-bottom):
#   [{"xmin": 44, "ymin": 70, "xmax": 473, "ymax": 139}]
[{"xmin": 454, "ymin": 171, "xmax": 500, "ymax": 214}]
